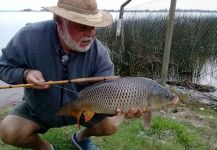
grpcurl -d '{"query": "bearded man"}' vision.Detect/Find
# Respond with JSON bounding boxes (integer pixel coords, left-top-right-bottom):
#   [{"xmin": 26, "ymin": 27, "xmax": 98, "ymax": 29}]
[{"xmin": 0, "ymin": 0, "xmax": 144, "ymax": 149}]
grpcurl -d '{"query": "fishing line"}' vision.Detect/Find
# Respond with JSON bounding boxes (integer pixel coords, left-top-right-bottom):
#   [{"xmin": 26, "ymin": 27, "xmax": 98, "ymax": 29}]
[
  {"xmin": 22, "ymin": 88, "xmax": 34, "ymax": 100},
  {"xmin": 53, "ymin": 84, "xmax": 78, "ymax": 94}
]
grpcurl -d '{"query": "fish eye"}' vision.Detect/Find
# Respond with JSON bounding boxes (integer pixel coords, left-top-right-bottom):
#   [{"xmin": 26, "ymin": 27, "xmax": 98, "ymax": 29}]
[{"xmin": 164, "ymin": 94, "xmax": 169, "ymax": 99}]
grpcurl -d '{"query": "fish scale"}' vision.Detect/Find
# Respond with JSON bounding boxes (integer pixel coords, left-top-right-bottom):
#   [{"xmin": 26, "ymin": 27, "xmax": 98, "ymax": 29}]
[
  {"xmin": 71, "ymin": 77, "xmax": 166, "ymax": 113},
  {"xmin": 56, "ymin": 77, "xmax": 179, "ymax": 128}
]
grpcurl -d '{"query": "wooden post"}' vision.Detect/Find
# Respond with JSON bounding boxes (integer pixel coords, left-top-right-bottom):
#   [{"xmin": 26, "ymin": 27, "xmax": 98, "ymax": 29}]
[{"xmin": 160, "ymin": 0, "xmax": 177, "ymax": 86}]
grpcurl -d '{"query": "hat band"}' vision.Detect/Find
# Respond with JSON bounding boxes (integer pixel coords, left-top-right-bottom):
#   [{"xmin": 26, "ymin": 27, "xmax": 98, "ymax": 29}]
[{"xmin": 58, "ymin": 3, "xmax": 98, "ymax": 15}]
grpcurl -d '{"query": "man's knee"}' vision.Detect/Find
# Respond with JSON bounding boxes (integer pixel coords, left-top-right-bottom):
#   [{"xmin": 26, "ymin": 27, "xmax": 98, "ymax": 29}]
[
  {"xmin": 0, "ymin": 119, "xmax": 20, "ymax": 144},
  {"xmin": 93, "ymin": 117, "xmax": 119, "ymax": 136},
  {"xmin": 100, "ymin": 124, "xmax": 118, "ymax": 135},
  {"xmin": 0, "ymin": 115, "xmax": 39, "ymax": 145}
]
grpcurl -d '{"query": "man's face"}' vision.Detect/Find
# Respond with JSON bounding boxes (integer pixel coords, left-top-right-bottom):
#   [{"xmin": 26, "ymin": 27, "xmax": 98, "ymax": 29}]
[{"xmin": 59, "ymin": 18, "xmax": 96, "ymax": 52}]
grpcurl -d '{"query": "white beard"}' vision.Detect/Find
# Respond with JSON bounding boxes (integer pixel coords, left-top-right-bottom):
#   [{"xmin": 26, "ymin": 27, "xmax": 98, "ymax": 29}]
[{"xmin": 60, "ymin": 21, "xmax": 94, "ymax": 52}]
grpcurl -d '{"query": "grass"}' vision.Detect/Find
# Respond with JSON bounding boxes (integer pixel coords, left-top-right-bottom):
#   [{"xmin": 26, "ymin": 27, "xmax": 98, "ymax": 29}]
[
  {"xmin": 96, "ymin": 117, "xmax": 207, "ymax": 150},
  {"xmin": 1, "ymin": 95, "xmax": 217, "ymax": 150},
  {"xmin": 0, "ymin": 117, "xmax": 208, "ymax": 150}
]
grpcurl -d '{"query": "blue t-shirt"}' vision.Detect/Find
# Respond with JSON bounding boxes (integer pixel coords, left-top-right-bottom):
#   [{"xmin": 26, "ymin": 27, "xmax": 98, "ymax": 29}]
[{"xmin": 0, "ymin": 20, "xmax": 114, "ymax": 126}]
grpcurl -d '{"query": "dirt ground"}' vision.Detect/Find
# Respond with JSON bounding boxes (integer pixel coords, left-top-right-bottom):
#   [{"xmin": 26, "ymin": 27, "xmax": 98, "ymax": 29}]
[{"xmin": 0, "ymin": 80, "xmax": 23, "ymax": 107}]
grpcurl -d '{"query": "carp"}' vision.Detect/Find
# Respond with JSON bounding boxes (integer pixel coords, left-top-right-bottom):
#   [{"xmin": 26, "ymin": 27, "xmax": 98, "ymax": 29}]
[{"xmin": 56, "ymin": 77, "xmax": 179, "ymax": 128}]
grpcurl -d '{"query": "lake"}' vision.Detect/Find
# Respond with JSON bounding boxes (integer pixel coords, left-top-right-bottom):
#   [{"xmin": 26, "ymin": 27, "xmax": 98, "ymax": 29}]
[{"xmin": 0, "ymin": 12, "xmax": 53, "ymax": 52}]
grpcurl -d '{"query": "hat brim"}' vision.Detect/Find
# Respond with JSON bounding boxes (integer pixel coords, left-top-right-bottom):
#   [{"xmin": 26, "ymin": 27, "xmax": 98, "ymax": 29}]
[{"xmin": 43, "ymin": 6, "xmax": 113, "ymax": 27}]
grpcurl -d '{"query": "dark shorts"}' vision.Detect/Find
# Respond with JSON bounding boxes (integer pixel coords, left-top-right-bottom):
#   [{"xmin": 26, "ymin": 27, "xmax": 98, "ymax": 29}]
[{"xmin": 9, "ymin": 101, "xmax": 110, "ymax": 134}]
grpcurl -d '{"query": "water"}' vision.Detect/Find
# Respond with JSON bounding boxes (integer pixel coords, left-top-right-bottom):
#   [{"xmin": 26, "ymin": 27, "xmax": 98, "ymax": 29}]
[
  {"xmin": 0, "ymin": 12, "xmax": 53, "ymax": 53},
  {"xmin": 199, "ymin": 59, "xmax": 217, "ymax": 88}
]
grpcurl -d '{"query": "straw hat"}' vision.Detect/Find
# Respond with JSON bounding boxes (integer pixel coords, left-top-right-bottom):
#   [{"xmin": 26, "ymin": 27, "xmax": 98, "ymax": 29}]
[{"xmin": 43, "ymin": 0, "xmax": 113, "ymax": 27}]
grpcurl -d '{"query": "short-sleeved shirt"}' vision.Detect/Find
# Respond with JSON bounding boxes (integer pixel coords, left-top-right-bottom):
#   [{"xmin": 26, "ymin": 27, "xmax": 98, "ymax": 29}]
[{"xmin": 0, "ymin": 20, "xmax": 114, "ymax": 129}]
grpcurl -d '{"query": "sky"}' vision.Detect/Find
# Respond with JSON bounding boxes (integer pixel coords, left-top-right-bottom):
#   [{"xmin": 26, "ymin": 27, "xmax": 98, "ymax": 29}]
[{"xmin": 0, "ymin": 0, "xmax": 216, "ymax": 11}]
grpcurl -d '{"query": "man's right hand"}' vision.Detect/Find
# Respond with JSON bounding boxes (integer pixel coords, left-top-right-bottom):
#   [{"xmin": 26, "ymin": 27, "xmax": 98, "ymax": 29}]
[{"xmin": 23, "ymin": 70, "xmax": 50, "ymax": 90}]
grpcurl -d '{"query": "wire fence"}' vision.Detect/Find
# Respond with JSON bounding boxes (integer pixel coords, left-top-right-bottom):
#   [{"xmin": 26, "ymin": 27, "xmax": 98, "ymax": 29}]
[{"xmin": 97, "ymin": 0, "xmax": 217, "ymax": 87}]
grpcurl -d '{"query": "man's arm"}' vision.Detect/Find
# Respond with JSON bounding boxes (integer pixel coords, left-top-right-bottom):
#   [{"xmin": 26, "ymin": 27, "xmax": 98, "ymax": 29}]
[
  {"xmin": 0, "ymin": 27, "xmax": 45, "ymax": 87},
  {"xmin": 0, "ymin": 51, "xmax": 50, "ymax": 89},
  {"xmin": 0, "ymin": 26, "xmax": 30, "ymax": 84},
  {"xmin": 0, "ymin": 50, "xmax": 27, "ymax": 84}
]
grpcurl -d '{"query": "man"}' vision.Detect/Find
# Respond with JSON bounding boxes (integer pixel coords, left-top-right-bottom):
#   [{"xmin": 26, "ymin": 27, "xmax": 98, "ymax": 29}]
[{"xmin": 0, "ymin": 0, "xmax": 144, "ymax": 149}]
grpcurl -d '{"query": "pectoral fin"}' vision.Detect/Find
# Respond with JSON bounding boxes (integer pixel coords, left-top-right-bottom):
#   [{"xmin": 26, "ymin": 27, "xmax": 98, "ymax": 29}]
[
  {"xmin": 83, "ymin": 110, "xmax": 95, "ymax": 122},
  {"xmin": 143, "ymin": 109, "xmax": 152, "ymax": 130}
]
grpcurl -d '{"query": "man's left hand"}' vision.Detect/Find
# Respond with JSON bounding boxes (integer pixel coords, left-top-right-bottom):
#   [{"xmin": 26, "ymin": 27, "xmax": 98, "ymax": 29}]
[{"xmin": 115, "ymin": 107, "xmax": 145, "ymax": 119}]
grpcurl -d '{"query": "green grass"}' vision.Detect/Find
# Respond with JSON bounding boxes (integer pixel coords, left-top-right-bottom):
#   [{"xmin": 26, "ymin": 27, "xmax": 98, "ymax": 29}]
[
  {"xmin": 0, "ymin": 91, "xmax": 216, "ymax": 150},
  {"xmin": 0, "ymin": 106, "xmax": 11, "ymax": 121},
  {"xmin": 0, "ymin": 112, "xmax": 215, "ymax": 150},
  {"xmin": 95, "ymin": 117, "xmax": 209, "ymax": 150}
]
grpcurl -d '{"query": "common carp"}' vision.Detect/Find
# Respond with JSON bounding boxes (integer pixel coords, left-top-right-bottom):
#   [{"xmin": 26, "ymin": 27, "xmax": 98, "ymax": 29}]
[{"xmin": 57, "ymin": 77, "xmax": 179, "ymax": 128}]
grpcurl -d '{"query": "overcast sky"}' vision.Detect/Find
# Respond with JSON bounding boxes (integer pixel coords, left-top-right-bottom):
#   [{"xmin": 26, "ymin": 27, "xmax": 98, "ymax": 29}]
[{"xmin": 0, "ymin": 0, "xmax": 216, "ymax": 11}]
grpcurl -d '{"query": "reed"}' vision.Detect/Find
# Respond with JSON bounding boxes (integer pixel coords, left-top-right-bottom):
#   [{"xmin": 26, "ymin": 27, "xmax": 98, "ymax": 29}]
[{"xmin": 97, "ymin": 12, "xmax": 217, "ymax": 82}]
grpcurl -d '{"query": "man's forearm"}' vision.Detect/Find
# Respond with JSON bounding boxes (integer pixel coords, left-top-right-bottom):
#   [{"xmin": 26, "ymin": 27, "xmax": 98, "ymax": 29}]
[{"xmin": 0, "ymin": 66, "xmax": 26, "ymax": 84}]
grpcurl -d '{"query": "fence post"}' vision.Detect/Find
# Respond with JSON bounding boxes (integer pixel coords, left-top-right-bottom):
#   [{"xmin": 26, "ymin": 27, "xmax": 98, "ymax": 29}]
[
  {"xmin": 160, "ymin": 0, "xmax": 177, "ymax": 86},
  {"xmin": 116, "ymin": 0, "xmax": 132, "ymax": 63}
]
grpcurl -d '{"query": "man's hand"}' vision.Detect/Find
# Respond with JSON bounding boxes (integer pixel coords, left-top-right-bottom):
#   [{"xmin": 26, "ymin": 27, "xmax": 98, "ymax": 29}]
[
  {"xmin": 115, "ymin": 107, "xmax": 145, "ymax": 119},
  {"xmin": 109, "ymin": 107, "xmax": 146, "ymax": 127},
  {"xmin": 23, "ymin": 70, "xmax": 50, "ymax": 89}
]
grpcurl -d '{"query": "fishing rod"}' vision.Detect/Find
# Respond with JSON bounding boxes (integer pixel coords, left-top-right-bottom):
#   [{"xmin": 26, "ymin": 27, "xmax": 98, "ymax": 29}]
[{"xmin": 0, "ymin": 76, "xmax": 120, "ymax": 89}]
